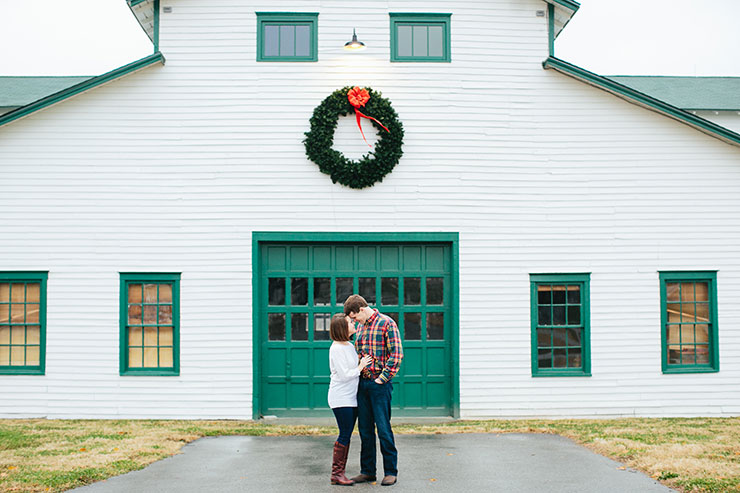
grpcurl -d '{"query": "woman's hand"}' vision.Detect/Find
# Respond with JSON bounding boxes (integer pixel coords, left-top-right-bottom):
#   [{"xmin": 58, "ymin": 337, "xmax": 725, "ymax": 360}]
[{"xmin": 358, "ymin": 354, "xmax": 372, "ymax": 370}]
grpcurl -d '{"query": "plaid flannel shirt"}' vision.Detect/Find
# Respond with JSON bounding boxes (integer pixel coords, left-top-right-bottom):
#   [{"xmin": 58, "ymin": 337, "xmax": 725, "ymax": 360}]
[{"xmin": 354, "ymin": 309, "xmax": 403, "ymax": 383}]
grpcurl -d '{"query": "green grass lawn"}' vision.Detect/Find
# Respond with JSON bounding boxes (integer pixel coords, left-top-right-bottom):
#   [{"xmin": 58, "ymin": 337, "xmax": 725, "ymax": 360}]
[{"xmin": 1, "ymin": 418, "xmax": 739, "ymax": 492}]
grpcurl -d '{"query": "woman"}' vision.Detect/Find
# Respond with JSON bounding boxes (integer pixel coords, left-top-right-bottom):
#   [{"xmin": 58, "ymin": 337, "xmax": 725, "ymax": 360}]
[{"xmin": 328, "ymin": 313, "xmax": 372, "ymax": 486}]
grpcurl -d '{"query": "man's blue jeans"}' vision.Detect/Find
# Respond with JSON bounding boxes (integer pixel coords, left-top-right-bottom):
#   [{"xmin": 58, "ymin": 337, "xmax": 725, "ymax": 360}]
[{"xmin": 357, "ymin": 378, "xmax": 397, "ymax": 477}]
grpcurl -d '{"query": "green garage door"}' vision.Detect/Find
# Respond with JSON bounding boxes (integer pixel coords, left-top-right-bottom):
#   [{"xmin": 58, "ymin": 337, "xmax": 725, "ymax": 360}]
[{"xmin": 256, "ymin": 238, "xmax": 456, "ymax": 417}]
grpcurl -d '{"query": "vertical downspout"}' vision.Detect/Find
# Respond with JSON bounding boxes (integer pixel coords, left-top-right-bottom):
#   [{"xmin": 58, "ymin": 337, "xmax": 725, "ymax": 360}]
[{"xmin": 547, "ymin": 3, "xmax": 555, "ymax": 57}]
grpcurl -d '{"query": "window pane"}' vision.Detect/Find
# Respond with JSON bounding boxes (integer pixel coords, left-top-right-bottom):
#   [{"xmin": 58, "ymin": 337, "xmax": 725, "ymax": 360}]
[
  {"xmin": 404, "ymin": 312, "xmax": 421, "ymax": 340},
  {"xmin": 26, "ymin": 283, "xmax": 40, "ymax": 303},
  {"xmin": 268, "ymin": 278, "xmax": 285, "ymax": 305},
  {"xmin": 566, "ymin": 328, "xmax": 581, "ymax": 346},
  {"xmin": 0, "ymin": 346, "xmax": 8, "ymax": 365},
  {"xmin": 129, "ymin": 348, "xmax": 143, "ymax": 367},
  {"xmin": 26, "ymin": 304, "xmax": 40, "ymax": 324},
  {"xmin": 0, "ymin": 304, "xmax": 9, "ymax": 324},
  {"xmin": 538, "ymin": 306, "xmax": 551, "ymax": 326},
  {"xmin": 291, "ymin": 278, "xmax": 308, "ymax": 305},
  {"xmin": 159, "ymin": 326, "xmax": 173, "ymax": 345},
  {"xmin": 397, "ymin": 25, "xmax": 412, "ymax": 56},
  {"xmin": 143, "ymin": 347, "xmax": 158, "ymax": 367},
  {"xmin": 159, "ymin": 284, "xmax": 173, "ymax": 303},
  {"xmin": 143, "ymin": 305, "xmax": 157, "ymax": 324},
  {"xmin": 381, "ymin": 278, "xmax": 398, "ymax": 305},
  {"xmin": 404, "ymin": 278, "xmax": 421, "ymax": 305},
  {"xmin": 143, "ymin": 327, "xmax": 158, "ymax": 346},
  {"xmin": 359, "ymin": 278, "xmax": 376, "ymax": 305},
  {"xmin": 695, "ymin": 303, "xmax": 709, "ymax": 322},
  {"xmin": 427, "ymin": 312, "xmax": 444, "ymax": 340},
  {"xmin": 426, "ymin": 278, "xmax": 443, "ymax": 305},
  {"xmin": 128, "ymin": 305, "xmax": 142, "ymax": 325},
  {"xmin": 695, "ymin": 282, "xmax": 709, "ymax": 302},
  {"xmin": 696, "ymin": 345, "xmax": 710, "ymax": 364},
  {"xmin": 279, "ymin": 25, "xmax": 295, "ymax": 57},
  {"xmin": 553, "ymin": 348, "xmax": 567, "ymax": 368},
  {"xmin": 428, "ymin": 25, "xmax": 444, "ymax": 57},
  {"xmin": 25, "ymin": 346, "xmax": 40, "ymax": 366},
  {"xmin": 412, "ymin": 25, "xmax": 428, "ymax": 57},
  {"xmin": 128, "ymin": 327, "xmax": 142, "ymax": 346},
  {"xmin": 567, "ymin": 348, "xmax": 582, "ymax": 368},
  {"xmin": 159, "ymin": 348, "xmax": 173, "ymax": 367},
  {"xmin": 552, "ymin": 286, "xmax": 566, "ymax": 304},
  {"xmin": 695, "ymin": 324, "xmax": 709, "ymax": 343},
  {"xmin": 143, "ymin": 284, "xmax": 158, "ymax": 303},
  {"xmin": 291, "ymin": 313, "xmax": 308, "ymax": 341},
  {"xmin": 567, "ymin": 305, "xmax": 580, "ymax": 325},
  {"xmin": 387, "ymin": 312, "xmax": 399, "ymax": 326},
  {"xmin": 9, "ymin": 303, "xmax": 24, "ymax": 323},
  {"xmin": 553, "ymin": 306, "xmax": 566, "ymax": 325},
  {"xmin": 538, "ymin": 349, "xmax": 552, "ymax": 369},
  {"xmin": 128, "ymin": 284, "xmax": 142, "ymax": 303},
  {"xmin": 11, "ymin": 326, "xmax": 25, "ymax": 344},
  {"xmin": 667, "ymin": 345, "xmax": 681, "ymax": 364},
  {"xmin": 536, "ymin": 328, "xmax": 550, "ymax": 347},
  {"xmin": 552, "ymin": 328, "xmax": 567, "ymax": 347},
  {"xmin": 264, "ymin": 25, "xmax": 279, "ymax": 57},
  {"xmin": 314, "ymin": 278, "xmax": 330, "ymax": 306},
  {"xmin": 295, "ymin": 25, "xmax": 310, "ymax": 57},
  {"xmin": 537, "ymin": 286, "xmax": 551, "ymax": 304},
  {"xmin": 268, "ymin": 313, "xmax": 286, "ymax": 341},
  {"xmin": 0, "ymin": 283, "xmax": 9, "ymax": 302},
  {"xmin": 314, "ymin": 313, "xmax": 331, "ymax": 341},
  {"xmin": 666, "ymin": 282, "xmax": 680, "ymax": 302},
  {"xmin": 336, "ymin": 278, "xmax": 353, "ymax": 305},
  {"xmin": 10, "ymin": 284, "xmax": 24, "ymax": 303},
  {"xmin": 566, "ymin": 286, "xmax": 580, "ymax": 304},
  {"xmin": 159, "ymin": 305, "xmax": 173, "ymax": 324},
  {"xmin": 0, "ymin": 326, "xmax": 9, "ymax": 344},
  {"xmin": 681, "ymin": 282, "xmax": 696, "ymax": 302}
]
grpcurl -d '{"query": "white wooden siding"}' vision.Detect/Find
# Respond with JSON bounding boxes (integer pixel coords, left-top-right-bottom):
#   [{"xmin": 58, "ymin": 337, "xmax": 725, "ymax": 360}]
[{"xmin": 0, "ymin": 0, "xmax": 739, "ymax": 418}]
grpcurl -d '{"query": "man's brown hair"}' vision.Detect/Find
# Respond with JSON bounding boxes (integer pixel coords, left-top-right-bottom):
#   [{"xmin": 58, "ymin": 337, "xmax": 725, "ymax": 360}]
[
  {"xmin": 330, "ymin": 313, "xmax": 351, "ymax": 342},
  {"xmin": 343, "ymin": 294, "xmax": 368, "ymax": 316}
]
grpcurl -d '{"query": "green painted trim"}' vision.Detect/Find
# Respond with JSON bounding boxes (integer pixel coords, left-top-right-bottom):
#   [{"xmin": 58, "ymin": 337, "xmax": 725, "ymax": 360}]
[
  {"xmin": 0, "ymin": 52, "xmax": 165, "ymax": 129},
  {"xmin": 0, "ymin": 271, "xmax": 48, "ymax": 376},
  {"xmin": 127, "ymin": 0, "xmax": 149, "ymax": 7},
  {"xmin": 119, "ymin": 272, "xmax": 181, "ymax": 376},
  {"xmin": 658, "ymin": 271, "xmax": 719, "ymax": 374},
  {"xmin": 542, "ymin": 56, "xmax": 740, "ymax": 149},
  {"xmin": 153, "ymin": 0, "xmax": 160, "ymax": 52},
  {"xmin": 547, "ymin": 4, "xmax": 555, "ymax": 57},
  {"xmin": 529, "ymin": 273, "xmax": 591, "ymax": 377},
  {"xmin": 390, "ymin": 13, "xmax": 451, "ymax": 63},
  {"xmin": 256, "ymin": 12, "xmax": 318, "ymax": 62},
  {"xmin": 547, "ymin": 0, "xmax": 580, "ymax": 12},
  {"xmin": 252, "ymin": 232, "xmax": 460, "ymax": 419}
]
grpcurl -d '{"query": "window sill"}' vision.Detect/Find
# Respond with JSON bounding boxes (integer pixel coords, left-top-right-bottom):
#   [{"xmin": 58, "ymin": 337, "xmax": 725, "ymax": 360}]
[
  {"xmin": 0, "ymin": 368, "xmax": 44, "ymax": 376},
  {"xmin": 120, "ymin": 370, "xmax": 179, "ymax": 377}
]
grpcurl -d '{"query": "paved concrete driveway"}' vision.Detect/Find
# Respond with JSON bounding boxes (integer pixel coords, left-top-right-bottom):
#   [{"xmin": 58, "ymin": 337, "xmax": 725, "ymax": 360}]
[{"xmin": 71, "ymin": 433, "xmax": 675, "ymax": 492}]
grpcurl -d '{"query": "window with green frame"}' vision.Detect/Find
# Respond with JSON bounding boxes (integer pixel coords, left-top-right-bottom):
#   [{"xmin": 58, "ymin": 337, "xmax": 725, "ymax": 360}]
[
  {"xmin": 256, "ymin": 12, "xmax": 318, "ymax": 62},
  {"xmin": 659, "ymin": 271, "xmax": 719, "ymax": 373},
  {"xmin": 0, "ymin": 272, "xmax": 47, "ymax": 375},
  {"xmin": 120, "ymin": 273, "xmax": 180, "ymax": 376},
  {"xmin": 530, "ymin": 274, "xmax": 591, "ymax": 377},
  {"xmin": 390, "ymin": 13, "xmax": 451, "ymax": 62}
]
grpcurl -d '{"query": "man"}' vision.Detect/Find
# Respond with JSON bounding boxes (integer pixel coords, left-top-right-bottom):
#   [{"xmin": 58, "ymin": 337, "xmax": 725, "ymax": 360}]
[{"xmin": 344, "ymin": 294, "xmax": 403, "ymax": 487}]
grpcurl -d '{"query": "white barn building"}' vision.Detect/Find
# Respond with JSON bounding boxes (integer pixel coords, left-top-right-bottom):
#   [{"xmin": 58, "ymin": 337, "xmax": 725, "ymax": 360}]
[{"xmin": 1, "ymin": 0, "xmax": 739, "ymax": 419}]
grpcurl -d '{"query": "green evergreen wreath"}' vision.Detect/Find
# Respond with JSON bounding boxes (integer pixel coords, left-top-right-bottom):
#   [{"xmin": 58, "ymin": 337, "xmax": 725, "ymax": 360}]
[{"xmin": 304, "ymin": 86, "xmax": 404, "ymax": 189}]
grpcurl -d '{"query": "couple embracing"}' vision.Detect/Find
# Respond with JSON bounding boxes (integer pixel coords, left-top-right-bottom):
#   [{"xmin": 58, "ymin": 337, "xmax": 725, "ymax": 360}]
[{"xmin": 328, "ymin": 294, "xmax": 404, "ymax": 486}]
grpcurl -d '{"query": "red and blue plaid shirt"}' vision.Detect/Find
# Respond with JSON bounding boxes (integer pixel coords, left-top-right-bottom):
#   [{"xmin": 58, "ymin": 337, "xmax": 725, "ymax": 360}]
[{"xmin": 354, "ymin": 309, "xmax": 403, "ymax": 383}]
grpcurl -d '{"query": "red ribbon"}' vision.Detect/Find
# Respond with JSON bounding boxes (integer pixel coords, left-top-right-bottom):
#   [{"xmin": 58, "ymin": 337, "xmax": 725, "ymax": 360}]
[{"xmin": 347, "ymin": 86, "xmax": 390, "ymax": 147}]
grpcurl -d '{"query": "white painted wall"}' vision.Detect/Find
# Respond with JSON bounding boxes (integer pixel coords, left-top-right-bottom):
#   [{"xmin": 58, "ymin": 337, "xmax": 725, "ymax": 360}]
[
  {"xmin": 1, "ymin": 0, "xmax": 739, "ymax": 418},
  {"xmin": 694, "ymin": 110, "xmax": 740, "ymax": 134}
]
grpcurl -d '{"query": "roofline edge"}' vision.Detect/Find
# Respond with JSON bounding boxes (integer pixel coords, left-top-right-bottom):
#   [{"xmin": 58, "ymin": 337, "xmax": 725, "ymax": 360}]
[
  {"xmin": 0, "ymin": 52, "xmax": 166, "ymax": 129},
  {"xmin": 542, "ymin": 56, "xmax": 740, "ymax": 149}
]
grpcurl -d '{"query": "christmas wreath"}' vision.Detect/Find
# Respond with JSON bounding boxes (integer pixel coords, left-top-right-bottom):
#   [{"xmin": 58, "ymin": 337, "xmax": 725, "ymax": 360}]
[{"xmin": 304, "ymin": 86, "xmax": 404, "ymax": 189}]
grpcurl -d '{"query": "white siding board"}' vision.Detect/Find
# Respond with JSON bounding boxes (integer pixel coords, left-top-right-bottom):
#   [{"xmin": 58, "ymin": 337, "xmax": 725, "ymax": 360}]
[{"xmin": 0, "ymin": 0, "xmax": 739, "ymax": 418}]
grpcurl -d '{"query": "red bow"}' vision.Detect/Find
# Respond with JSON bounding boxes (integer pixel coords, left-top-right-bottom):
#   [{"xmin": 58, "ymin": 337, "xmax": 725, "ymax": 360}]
[{"xmin": 347, "ymin": 86, "xmax": 390, "ymax": 147}]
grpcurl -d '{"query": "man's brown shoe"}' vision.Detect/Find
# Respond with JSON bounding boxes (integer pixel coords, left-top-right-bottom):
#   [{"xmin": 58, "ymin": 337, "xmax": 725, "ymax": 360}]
[
  {"xmin": 350, "ymin": 473, "xmax": 376, "ymax": 483},
  {"xmin": 381, "ymin": 475, "xmax": 397, "ymax": 486}
]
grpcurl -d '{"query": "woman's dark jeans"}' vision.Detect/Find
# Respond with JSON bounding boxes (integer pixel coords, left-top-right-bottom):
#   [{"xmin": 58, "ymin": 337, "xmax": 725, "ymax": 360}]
[
  {"xmin": 332, "ymin": 406, "xmax": 358, "ymax": 446},
  {"xmin": 357, "ymin": 378, "xmax": 397, "ymax": 476}
]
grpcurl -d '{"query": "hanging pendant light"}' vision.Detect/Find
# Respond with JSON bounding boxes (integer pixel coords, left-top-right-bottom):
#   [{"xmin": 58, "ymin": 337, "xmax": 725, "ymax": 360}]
[{"xmin": 344, "ymin": 29, "xmax": 366, "ymax": 51}]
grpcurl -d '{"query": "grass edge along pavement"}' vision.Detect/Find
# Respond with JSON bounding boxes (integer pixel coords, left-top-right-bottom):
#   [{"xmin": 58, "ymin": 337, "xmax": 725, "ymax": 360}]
[{"xmin": 0, "ymin": 418, "xmax": 739, "ymax": 493}]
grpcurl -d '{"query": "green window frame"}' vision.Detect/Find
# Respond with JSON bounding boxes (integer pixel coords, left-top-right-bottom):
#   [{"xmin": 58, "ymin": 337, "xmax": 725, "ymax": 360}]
[
  {"xmin": 530, "ymin": 273, "xmax": 591, "ymax": 377},
  {"xmin": 256, "ymin": 12, "xmax": 318, "ymax": 62},
  {"xmin": 659, "ymin": 271, "xmax": 719, "ymax": 374},
  {"xmin": 120, "ymin": 273, "xmax": 180, "ymax": 376},
  {"xmin": 0, "ymin": 272, "xmax": 47, "ymax": 375},
  {"xmin": 390, "ymin": 13, "xmax": 451, "ymax": 62}
]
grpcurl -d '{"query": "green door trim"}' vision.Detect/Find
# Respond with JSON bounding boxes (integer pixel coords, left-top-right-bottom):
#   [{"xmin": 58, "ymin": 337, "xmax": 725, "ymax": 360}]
[{"xmin": 252, "ymin": 231, "xmax": 460, "ymax": 419}]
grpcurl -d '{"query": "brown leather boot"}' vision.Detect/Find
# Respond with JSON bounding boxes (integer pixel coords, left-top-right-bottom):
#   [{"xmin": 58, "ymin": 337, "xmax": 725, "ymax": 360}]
[{"xmin": 330, "ymin": 442, "xmax": 354, "ymax": 486}]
